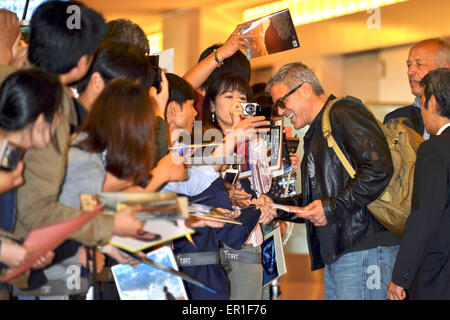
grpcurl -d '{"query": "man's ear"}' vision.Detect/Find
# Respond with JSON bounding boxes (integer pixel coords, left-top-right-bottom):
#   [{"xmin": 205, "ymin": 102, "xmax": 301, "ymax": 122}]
[
  {"xmin": 166, "ymin": 101, "xmax": 181, "ymax": 124},
  {"xmin": 428, "ymin": 95, "xmax": 439, "ymax": 115},
  {"xmin": 75, "ymin": 54, "xmax": 92, "ymax": 75},
  {"xmin": 90, "ymin": 72, "xmax": 105, "ymax": 94},
  {"xmin": 31, "ymin": 113, "xmax": 45, "ymax": 139},
  {"xmin": 301, "ymin": 82, "xmax": 314, "ymax": 100},
  {"xmin": 63, "ymin": 54, "xmax": 93, "ymax": 84}
]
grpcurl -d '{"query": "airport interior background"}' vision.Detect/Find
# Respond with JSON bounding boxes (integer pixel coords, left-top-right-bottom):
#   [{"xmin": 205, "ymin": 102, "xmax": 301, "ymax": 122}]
[{"xmin": 6, "ymin": 0, "xmax": 449, "ymax": 299}]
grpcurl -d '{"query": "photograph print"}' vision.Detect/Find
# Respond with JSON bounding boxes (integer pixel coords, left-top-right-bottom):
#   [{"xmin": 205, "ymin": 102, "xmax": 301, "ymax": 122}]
[{"xmin": 111, "ymin": 245, "xmax": 188, "ymax": 300}]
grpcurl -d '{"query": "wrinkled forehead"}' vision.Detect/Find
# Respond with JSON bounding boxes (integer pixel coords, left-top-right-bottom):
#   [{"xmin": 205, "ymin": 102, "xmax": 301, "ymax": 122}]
[{"xmin": 408, "ymin": 43, "xmax": 440, "ymax": 63}]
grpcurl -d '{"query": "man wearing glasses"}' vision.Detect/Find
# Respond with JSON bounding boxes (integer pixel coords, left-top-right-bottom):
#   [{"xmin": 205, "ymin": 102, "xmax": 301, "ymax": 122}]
[{"xmin": 267, "ymin": 62, "xmax": 400, "ymax": 300}]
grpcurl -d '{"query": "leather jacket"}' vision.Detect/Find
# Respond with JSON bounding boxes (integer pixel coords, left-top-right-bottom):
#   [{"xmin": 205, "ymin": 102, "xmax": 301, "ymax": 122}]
[{"xmin": 277, "ymin": 95, "xmax": 394, "ymax": 270}]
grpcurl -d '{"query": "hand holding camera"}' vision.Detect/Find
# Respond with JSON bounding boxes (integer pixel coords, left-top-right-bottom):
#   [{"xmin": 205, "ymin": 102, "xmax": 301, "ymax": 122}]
[{"xmin": 230, "ymin": 100, "xmax": 244, "ymax": 126}]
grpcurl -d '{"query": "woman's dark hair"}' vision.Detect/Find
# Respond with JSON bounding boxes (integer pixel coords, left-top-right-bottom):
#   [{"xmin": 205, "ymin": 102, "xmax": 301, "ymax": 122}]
[
  {"xmin": 75, "ymin": 79, "xmax": 155, "ymax": 185},
  {"xmin": 0, "ymin": 68, "xmax": 63, "ymax": 132},
  {"xmin": 28, "ymin": 1, "xmax": 107, "ymax": 74},
  {"xmin": 202, "ymin": 72, "xmax": 253, "ymax": 131},
  {"xmin": 198, "ymin": 44, "xmax": 251, "ymax": 91},
  {"xmin": 76, "ymin": 40, "xmax": 149, "ymax": 94},
  {"xmin": 165, "ymin": 73, "xmax": 197, "ymax": 119},
  {"xmin": 421, "ymin": 67, "xmax": 450, "ymax": 118}
]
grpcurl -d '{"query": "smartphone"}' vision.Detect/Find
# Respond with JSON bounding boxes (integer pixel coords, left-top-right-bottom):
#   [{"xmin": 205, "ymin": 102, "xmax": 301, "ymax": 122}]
[
  {"xmin": 223, "ymin": 169, "xmax": 239, "ymax": 185},
  {"xmin": 286, "ymin": 137, "xmax": 300, "ymax": 154},
  {"xmin": 0, "ymin": 140, "xmax": 24, "ymax": 171}
]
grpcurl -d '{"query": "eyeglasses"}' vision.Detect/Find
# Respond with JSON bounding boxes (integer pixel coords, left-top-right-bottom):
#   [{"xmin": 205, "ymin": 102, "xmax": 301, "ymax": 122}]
[{"xmin": 272, "ymin": 83, "xmax": 304, "ymax": 110}]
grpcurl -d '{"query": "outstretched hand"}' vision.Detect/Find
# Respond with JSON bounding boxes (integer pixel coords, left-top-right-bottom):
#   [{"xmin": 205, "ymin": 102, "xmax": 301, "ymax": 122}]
[
  {"xmin": 113, "ymin": 205, "xmax": 146, "ymax": 238},
  {"xmin": 215, "ymin": 24, "xmax": 255, "ymax": 62}
]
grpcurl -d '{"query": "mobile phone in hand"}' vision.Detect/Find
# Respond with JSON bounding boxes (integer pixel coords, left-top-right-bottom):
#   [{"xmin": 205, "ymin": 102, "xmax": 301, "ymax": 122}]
[{"xmin": 0, "ymin": 140, "xmax": 24, "ymax": 171}]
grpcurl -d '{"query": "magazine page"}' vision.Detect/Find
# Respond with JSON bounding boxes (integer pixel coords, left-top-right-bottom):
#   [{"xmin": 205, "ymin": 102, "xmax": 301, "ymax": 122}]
[
  {"xmin": 110, "ymin": 219, "xmax": 194, "ymax": 253},
  {"xmin": 238, "ymin": 8, "xmax": 300, "ymax": 59},
  {"xmin": 188, "ymin": 204, "xmax": 243, "ymax": 225},
  {"xmin": 262, "ymin": 227, "xmax": 287, "ymax": 287},
  {"xmin": 153, "ymin": 48, "xmax": 175, "ymax": 73},
  {"xmin": 95, "ymin": 192, "xmax": 189, "ymax": 220}
]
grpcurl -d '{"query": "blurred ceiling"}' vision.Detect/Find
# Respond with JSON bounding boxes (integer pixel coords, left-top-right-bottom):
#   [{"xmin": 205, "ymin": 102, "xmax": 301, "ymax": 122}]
[
  {"xmin": 82, "ymin": 0, "xmax": 266, "ymax": 33},
  {"xmin": 82, "ymin": 0, "xmax": 240, "ymax": 14}
]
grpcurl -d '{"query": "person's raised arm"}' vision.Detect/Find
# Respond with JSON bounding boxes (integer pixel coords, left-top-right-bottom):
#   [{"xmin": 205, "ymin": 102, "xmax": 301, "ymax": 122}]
[{"xmin": 183, "ymin": 25, "xmax": 254, "ymax": 90}]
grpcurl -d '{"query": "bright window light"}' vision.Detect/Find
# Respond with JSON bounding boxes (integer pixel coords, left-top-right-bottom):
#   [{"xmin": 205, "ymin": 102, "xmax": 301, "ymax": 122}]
[
  {"xmin": 147, "ymin": 32, "xmax": 163, "ymax": 55},
  {"xmin": 243, "ymin": 0, "xmax": 409, "ymax": 25}
]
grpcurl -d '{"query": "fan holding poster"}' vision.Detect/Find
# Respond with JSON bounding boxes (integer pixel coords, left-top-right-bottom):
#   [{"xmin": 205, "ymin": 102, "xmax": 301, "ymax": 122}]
[{"xmin": 238, "ymin": 9, "xmax": 300, "ymax": 60}]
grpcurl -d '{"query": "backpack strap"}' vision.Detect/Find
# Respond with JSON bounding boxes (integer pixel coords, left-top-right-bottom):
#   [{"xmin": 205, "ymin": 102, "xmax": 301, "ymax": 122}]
[{"xmin": 321, "ymin": 97, "xmax": 356, "ymax": 179}]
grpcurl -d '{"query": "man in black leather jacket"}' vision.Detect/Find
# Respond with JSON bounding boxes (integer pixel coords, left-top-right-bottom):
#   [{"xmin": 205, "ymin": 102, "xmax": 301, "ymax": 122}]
[{"xmin": 267, "ymin": 62, "xmax": 400, "ymax": 300}]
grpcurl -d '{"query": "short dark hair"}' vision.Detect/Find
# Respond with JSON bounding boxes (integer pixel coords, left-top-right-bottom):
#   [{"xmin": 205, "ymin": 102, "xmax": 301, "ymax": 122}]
[
  {"xmin": 76, "ymin": 40, "xmax": 149, "ymax": 94},
  {"xmin": 202, "ymin": 72, "xmax": 253, "ymax": 131},
  {"xmin": 165, "ymin": 73, "xmax": 196, "ymax": 118},
  {"xmin": 106, "ymin": 19, "xmax": 150, "ymax": 55},
  {"xmin": 28, "ymin": 1, "xmax": 107, "ymax": 74},
  {"xmin": 0, "ymin": 68, "xmax": 63, "ymax": 131},
  {"xmin": 75, "ymin": 79, "xmax": 155, "ymax": 185},
  {"xmin": 420, "ymin": 67, "xmax": 450, "ymax": 119},
  {"xmin": 198, "ymin": 44, "xmax": 251, "ymax": 91}
]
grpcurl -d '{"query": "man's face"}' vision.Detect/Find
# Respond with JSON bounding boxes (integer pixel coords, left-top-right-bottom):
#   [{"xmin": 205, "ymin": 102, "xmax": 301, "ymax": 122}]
[
  {"xmin": 270, "ymin": 82, "xmax": 310, "ymax": 130},
  {"xmin": 407, "ymin": 44, "xmax": 440, "ymax": 97}
]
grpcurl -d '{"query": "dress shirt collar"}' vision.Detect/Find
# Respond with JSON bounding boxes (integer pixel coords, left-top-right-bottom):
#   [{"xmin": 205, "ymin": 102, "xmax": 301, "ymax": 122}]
[{"xmin": 437, "ymin": 122, "xmax": 450, "ymax": 136}]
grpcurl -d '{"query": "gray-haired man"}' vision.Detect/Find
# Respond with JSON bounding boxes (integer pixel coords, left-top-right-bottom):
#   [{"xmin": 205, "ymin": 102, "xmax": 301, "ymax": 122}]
[{"xmin": 269, "ymin": 62, "xmax": 400, "ymax": 300}]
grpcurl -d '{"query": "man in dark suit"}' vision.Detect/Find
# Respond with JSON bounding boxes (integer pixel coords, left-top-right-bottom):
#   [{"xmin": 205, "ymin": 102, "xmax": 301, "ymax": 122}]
[
  {"xmin": 384, "ymin": 38, "xmax": 449, "ymax": 139},
  {"xmin": 388, "ymin": 68, "xmax": 450, "ymax": 300}
]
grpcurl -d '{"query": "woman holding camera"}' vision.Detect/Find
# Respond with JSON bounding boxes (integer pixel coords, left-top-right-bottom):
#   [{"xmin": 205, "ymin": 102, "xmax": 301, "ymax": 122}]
[
  {"xmin": 0, "ymin": 69, "xmax": 61, "ymax": 286},
  {"xmin": 202, "ymin": 72, "xmax": 277, "ymax": 300}
]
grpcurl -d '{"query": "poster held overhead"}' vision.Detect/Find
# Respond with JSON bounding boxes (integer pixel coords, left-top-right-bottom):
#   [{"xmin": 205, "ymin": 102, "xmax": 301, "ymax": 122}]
[{"xmin": 238, "ymin": 9, "xmax": 300, "ymax": 60}]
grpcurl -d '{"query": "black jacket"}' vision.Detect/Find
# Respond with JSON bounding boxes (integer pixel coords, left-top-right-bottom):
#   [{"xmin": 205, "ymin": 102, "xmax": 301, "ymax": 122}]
[
  {"xmin": 277, "ymin": 95, "xmax": 394, "ymax": 270},
  {"xmin": 391, "ymin": 127, "xmax": 450, "ymax": 299}
]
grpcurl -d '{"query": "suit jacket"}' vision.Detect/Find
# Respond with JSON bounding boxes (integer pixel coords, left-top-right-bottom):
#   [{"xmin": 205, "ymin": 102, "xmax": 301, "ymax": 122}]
[
  {"xmin": 383, "ymin": 104, "xmax": 424, "ymax": 136},
  {"xmin": 391, "ymin": 126, "xmax": 450, "ymax": 299}
]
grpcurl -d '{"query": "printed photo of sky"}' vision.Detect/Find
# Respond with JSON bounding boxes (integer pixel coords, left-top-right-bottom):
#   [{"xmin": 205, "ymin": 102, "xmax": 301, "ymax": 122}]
[{"xmin": 112, "ymin": 246, "xmax": 187, "ymax": 300}]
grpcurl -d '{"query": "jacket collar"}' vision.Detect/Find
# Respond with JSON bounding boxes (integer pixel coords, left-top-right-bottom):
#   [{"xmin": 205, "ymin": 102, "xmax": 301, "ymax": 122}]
[
  {"xmin": 304, "ymin": 94, "xmax": 336, "ymax": 140},
  {"xmin": 437, "ymin": 122, "xmax": 450, "ymax": 136}
]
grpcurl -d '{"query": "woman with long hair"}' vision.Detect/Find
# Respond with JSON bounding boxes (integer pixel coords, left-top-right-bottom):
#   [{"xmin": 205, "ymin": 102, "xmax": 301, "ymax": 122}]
[{"xmin": 0, "ymin": 68, "xmax": 62, "ymax": 281}]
